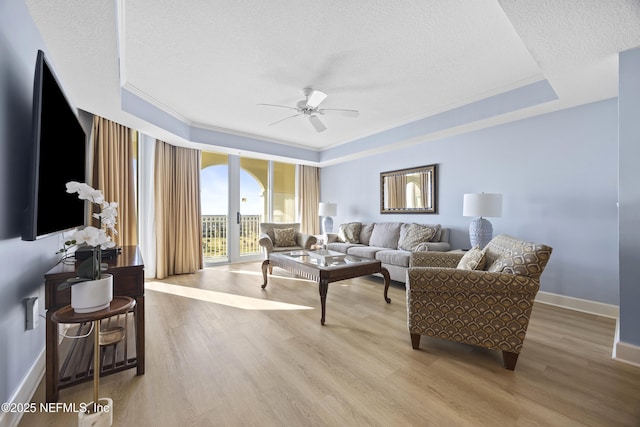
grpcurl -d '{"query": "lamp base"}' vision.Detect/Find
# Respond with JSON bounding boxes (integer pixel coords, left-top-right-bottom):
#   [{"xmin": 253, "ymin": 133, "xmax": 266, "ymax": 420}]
[
  {"xmin": 322, "ymin": 216, "xmax": 334, "ymax": 234},
  {"xmin": 469, "ymin": 217, "xmax": 493, "ymax": 249}
]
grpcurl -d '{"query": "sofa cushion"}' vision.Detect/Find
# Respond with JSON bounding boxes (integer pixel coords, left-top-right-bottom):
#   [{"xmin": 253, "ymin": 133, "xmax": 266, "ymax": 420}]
[
  {"xmin": 398, "ymin": 223, "xmax": 441, "ymax": 251},
  {"xmin": 327, "ymin": 242, "xmax": 363, "ymax": 254},
  {"xmin": 375, "ymin": 250, "xmax": 411, "ymax": 267},
  {"xmin": 274, "ymin": 228, "xmax": 297, "ymax": 247},
  {"xmin": 347, "ymin": 246, "xmax": 386, "ymax": 259},
  {"xmin": 359, "ymin": 223, "xmax": 375, "ymax": 245},
  {"xmin": 338, "ymin": 222, "xmax": 362, "ymax": 243},
  {"xmin": 369, "ymin": 222, "xmax": 402, "ymax": 249},
  {"xmin": 457, "ymin": 246, "xmax": 486, "ymax": 270}
]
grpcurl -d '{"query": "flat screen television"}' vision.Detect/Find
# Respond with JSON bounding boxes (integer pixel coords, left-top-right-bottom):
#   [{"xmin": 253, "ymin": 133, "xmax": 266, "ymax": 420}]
[{"xmin": 22, "ymin": 50, "xmax": 87, "ymax": 241}]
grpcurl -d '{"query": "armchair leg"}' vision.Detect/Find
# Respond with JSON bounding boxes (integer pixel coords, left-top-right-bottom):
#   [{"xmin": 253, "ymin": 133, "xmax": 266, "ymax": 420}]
[
  {"xmin": 502, "ymin": 351, "xmax": 519, "ymax": 370},
  {"xmin": 410, "ymin": 333, "xmax": 421, "ymax": 349}
]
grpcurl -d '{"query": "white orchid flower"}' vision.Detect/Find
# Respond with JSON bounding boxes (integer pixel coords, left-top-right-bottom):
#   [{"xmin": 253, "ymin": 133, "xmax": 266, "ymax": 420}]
[
  {"xmin": 101, "ymin": 240, "xmax": 116, "ymax": 249},
  {"xmin": 62, "ymin": 182, "xmax": 120, "ymax": 282},
  {"xmin": 72, "ymin": 226, "xmax": 98, "ymax": 246},
  {"xmin": 66, "ymin": 182, "xmax": 105, "ymax": 204},
  {"xmin": 63, "ymin": 181, "xmax": 118, "ymax": 252}
]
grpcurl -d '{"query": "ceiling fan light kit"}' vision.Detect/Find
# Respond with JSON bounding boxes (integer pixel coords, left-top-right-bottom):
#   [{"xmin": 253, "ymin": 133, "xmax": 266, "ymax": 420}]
[
  {"xmin": 305, "ymin": 88, "xmax": 327, "ymax": 108},
  {"xmin": 258, "ymin": 88, "xmax": 359, "ymax": 132}
]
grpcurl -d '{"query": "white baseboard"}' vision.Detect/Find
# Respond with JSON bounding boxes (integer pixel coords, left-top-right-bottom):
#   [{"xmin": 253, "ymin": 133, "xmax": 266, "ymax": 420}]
[
  {"xmin": 613, "ymin": 340, "xmax": 640, "ymax": 367},
  {"xmin": 535, "ymin": 290, "xmax": 619, "ymax": 318},
  {"xmin": 612, "ymin": 320, "xmax": 640, "ymax": 368},
  {"xmin": 0, "ymin": 347, "xmax": 45, "ymax": 427},
  {"xmin": 536, "ymin": 291, "xmax": 640, "ymax": 368}
]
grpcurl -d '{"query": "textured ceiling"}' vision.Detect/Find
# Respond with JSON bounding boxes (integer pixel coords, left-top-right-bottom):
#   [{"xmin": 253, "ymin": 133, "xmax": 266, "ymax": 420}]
[{"xmin": 24, "ymin": 0, "xmax": 640, "ymax": 164}]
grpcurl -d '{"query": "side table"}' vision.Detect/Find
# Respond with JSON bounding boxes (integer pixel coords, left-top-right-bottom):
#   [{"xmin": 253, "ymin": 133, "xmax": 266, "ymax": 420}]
[
  {"xmin": 52, "ymin": 296, "xmax": 136, "ymax": 413},
  {"xmin": 45, "ymin": 245, "xmax": 144, "ymax": 402}
]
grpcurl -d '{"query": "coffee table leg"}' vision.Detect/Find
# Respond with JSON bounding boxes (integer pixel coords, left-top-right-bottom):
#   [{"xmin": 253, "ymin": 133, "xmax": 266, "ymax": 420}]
[
  {"xmin": 319, "ymin": 279, "xmax": 329, "ymax": 325},
  {"xmin": 261, "ymin": 260, "xmax": 270, "ymax": 289},
  {"xmin": 380, "ymin": 267, "xmax": 391, "ymax": 303}
]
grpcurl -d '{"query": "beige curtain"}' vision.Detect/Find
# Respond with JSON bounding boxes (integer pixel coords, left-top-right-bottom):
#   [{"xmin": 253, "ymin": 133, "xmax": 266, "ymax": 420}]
[
  {"xmin": 420, "ymin": 170, "xmax": 431, "ymax": 209},
  {"xmin": 296, "ymin": 165, "xmax": 320, "ymax": 235},
  {"xmin": 155, "ymin": 140, "xmax": 203, "ymax": 279},
  {"xmin": 387, "ymin": 174, "xmax": 407, "ymax": 209},
  {"xmin": 91, "ymin": 116, "xmax": 137, "ymax": 247}
]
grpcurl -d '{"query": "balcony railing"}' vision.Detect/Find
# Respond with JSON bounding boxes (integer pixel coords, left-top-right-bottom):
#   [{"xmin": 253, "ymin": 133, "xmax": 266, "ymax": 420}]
[{"xmin": 202, "ymin": 214, "xmax": 262, "ymax": 262}]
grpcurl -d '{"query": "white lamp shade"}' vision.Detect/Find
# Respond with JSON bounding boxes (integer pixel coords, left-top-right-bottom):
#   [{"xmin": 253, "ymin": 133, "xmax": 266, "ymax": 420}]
[
  {"xmin": 318, "ymin": 202, "xmax": 337, "ymax": 217},
  {"xmin": 463, "ymin": 193, "xmax": 502, "ymax": 218}
]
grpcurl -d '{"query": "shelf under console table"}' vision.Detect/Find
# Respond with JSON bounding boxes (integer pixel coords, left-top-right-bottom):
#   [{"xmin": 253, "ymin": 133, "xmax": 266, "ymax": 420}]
[{"xmin": 44, "ymin": 245, "xmax": 145, "ymax": 403}]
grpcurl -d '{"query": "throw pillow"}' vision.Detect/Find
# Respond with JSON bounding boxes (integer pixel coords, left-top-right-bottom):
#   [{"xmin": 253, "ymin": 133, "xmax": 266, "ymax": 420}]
[
  {"xmin": 414, "ymin": 242, "xmax": 430, "ymax": 252},
  {"xmin": 431, "ymin": 227, "xmax": 442, "ymax": 242},
  {"xmin": 338, "ymin": 222, "xmax": 361, "ymax": 243},
  {"xmin": 369, "ymin": 222, "xmax": 402, "ymax": 249},
  {"xmin": 273, "ymin": 228, "xmax": 297, "ymax": 247},
  {"xmin": 486, "ymin": 241, "xmax": 553, "ymax": 280},
  {"xmin": 359, "ymin": 223, "xmax": 375, "ymax": 245},
  {"xmin": 457, "ymin": 246, "xmax": 487, "ymax": 270},
  {"xmin": 398, "ymin": 223, "xmax": 441, "ymax": 251}
]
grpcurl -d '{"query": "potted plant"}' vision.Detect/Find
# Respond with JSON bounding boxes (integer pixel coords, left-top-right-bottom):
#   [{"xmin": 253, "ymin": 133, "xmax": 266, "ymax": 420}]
[{"xmin": 57, "ymin": 181, "xmax": 118, "ymax": 313}]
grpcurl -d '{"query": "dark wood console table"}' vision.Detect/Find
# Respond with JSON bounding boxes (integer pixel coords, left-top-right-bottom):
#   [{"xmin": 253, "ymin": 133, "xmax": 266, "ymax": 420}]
[{"xmin": 44, "ymin": 245, "xmax": 145, "ymax": 402}]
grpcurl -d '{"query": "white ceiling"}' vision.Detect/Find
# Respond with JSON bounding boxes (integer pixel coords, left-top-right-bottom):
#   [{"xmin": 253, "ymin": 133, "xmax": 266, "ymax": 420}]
[{"xmin": 25, "ymin": 0, "xmax": 640, "ymax": 165}]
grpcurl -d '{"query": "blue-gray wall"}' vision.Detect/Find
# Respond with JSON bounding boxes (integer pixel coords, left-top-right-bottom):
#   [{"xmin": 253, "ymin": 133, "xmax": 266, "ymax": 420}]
[
  {"xmin": 1, "ymin": 0, "xmax": 65, "ymax": 404},
  {"xmin": 322, "ymin": 99, "xmax": 620, "ymax": 305},
  {"xmin": 619, "ymin": 47, "xmax": 640, "ymax": 347}
]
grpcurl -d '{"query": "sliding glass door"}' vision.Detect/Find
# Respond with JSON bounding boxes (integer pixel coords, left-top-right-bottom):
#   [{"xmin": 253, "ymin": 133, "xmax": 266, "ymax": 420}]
[
  {"xmin": 200, "ymin": 153, "xmax": 296, "ymax": 265},
  {"xmin": 201, "ymin": 152, "xmax": 230, "ymax": 263},
  {"xmin": 233, "ymin": 157, "xmax": 267, "ymax": 263}
]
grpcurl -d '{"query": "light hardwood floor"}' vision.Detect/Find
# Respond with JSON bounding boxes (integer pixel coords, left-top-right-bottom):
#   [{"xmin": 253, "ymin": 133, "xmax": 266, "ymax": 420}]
[{"xmin": 20, "ymin": 262, "xmax": 640, "ymax": 426}]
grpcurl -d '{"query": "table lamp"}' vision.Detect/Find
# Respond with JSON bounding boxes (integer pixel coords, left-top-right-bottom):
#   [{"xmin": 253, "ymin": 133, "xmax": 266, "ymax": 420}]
[
  {"xmin": 318, "ymin": 202, "xmax": 337, "ymax": 234},
  {"xmin": 463, "ymin": 193, "xmax": 502, "ymax": 249}
]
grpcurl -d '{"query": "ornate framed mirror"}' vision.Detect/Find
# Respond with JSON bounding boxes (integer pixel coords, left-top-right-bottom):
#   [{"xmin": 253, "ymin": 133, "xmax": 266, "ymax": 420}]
[{"xmin": 380, "ymin": 164, "xmax": 437, "ymax": 214}]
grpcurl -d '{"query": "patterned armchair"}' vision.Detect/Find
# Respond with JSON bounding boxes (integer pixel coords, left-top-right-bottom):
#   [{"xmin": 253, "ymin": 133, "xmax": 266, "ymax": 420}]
[{"xmin": 406, "ymin": 234, "xmax": 553, "ymax": 370}]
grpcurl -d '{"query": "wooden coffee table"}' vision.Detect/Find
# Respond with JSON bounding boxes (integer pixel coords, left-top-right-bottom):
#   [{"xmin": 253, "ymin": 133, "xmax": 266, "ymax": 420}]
[{"xmin": 262, "ymin": 251, "xmax": 391, "ymax": 325}]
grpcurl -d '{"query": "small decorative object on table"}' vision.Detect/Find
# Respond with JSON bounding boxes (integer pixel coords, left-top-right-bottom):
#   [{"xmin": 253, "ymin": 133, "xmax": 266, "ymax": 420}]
[
  {"xmin": 56, "ymin": 181, "xmax": 118, "ymax": 313},
  {"xmin": 307, "ymin": 249, "xmax": 346, "ymax": 264}
]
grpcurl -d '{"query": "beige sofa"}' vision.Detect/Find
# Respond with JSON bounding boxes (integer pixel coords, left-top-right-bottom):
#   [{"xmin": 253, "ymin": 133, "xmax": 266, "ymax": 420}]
[{"xmin": 326, "ymin": 222, "xmax": 450, "ymax": 282}]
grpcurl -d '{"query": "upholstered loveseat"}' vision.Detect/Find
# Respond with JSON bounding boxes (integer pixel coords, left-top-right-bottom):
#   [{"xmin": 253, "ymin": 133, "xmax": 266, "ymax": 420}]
[
  {"xmin": 406, "ymin": 234, "xmax": 553, "ymax": 370},
  {"xmin": 326, "ymin": 222, "xmax": 450, "ymax": 282}
]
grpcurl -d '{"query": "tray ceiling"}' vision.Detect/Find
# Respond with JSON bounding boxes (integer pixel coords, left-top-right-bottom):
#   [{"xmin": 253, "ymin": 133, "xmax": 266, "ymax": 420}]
[{"xmin": 25, "ymin": 0, "xmax": 640, "ymax": 164}]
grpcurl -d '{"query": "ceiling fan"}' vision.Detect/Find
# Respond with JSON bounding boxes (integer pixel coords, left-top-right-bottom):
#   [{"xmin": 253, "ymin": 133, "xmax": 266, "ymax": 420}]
[{"xmin": 258, "ymin": 88, "xmax": 359, "ymax": 132}]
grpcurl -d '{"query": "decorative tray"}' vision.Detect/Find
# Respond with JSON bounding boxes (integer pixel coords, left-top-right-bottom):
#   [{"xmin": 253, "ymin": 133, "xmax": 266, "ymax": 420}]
[{"xmin": 307, "ymin": 249, "xmax": 346, "ymax": 263}]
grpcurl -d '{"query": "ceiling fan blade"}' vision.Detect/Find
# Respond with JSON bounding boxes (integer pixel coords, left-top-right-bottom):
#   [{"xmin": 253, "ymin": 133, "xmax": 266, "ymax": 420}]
[
  {"xmin": 268, "ymin": 113, "xmax": 301, "ymax": 126},
  {"xmin": 306, "ymin": 90, "xmax": 327, "ymax": 109},
  {"xmin": 257, "ymin": 103, "xmax": 298, "ymax": 110},
  {"xmin": 318, "ymin": 108, "xmax": 359, "ymax": 118},
  {"xmin": 309, "ymin": 115, "xmax": 327, "ymax": 132}
]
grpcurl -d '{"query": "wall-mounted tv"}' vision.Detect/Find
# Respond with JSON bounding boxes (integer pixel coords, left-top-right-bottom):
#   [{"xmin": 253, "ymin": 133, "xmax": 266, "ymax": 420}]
[{"xmin": 22, "ymin": 50, "xmax": 87, "ymax": 241}]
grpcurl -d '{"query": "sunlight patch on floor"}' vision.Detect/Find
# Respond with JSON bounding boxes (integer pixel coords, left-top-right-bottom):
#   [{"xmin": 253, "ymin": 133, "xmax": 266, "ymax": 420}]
[
  {"xmin": 206, "ymin": 266, "xmax": 316, "ymax": 283},
  {"xmin": 145, "ymin": 281, "xmax": 313, "ymax": 311}
]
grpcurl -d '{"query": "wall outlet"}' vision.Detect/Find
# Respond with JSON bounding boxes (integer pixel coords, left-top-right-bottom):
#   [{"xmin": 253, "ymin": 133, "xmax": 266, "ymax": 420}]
[{"xmin": 26, "ymin": 297, "xmax": 38, "ymax": 330}]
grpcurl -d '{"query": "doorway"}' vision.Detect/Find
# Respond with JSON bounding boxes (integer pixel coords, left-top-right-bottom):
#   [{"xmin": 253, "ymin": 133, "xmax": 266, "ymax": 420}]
[{"xmin": 200, "ymin": 153, "xmax": 295, "ymax": 265}]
